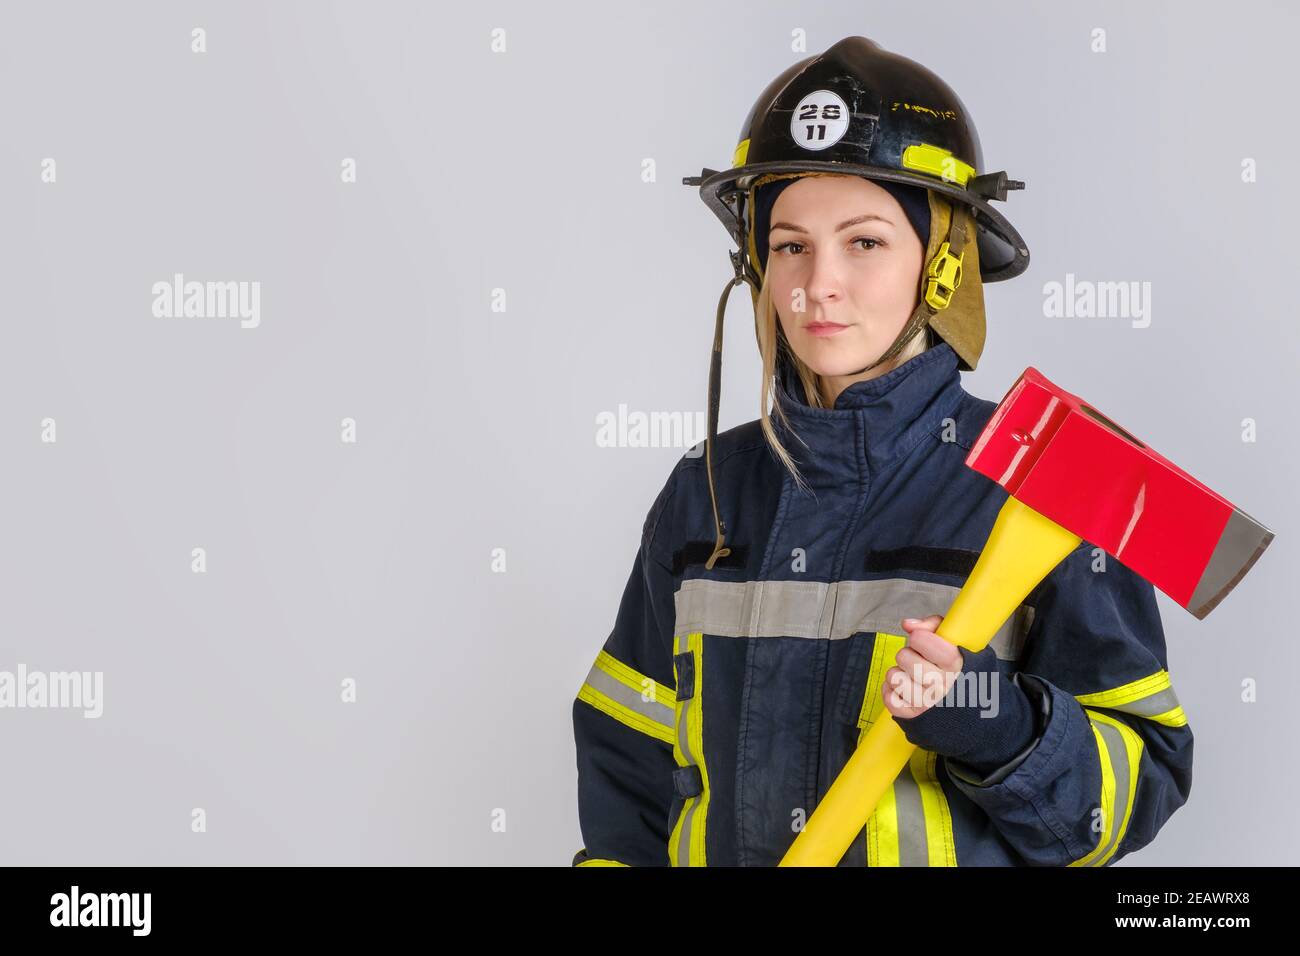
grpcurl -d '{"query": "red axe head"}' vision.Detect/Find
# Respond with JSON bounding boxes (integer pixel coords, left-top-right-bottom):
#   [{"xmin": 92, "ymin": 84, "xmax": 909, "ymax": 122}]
[{"xmin": 967, "ymin": 368, "xmax": 1274, "ymax": 619}]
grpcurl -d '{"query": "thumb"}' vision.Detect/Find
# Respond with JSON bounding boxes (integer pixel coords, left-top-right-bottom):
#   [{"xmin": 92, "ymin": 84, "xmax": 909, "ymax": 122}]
[{"xmin": 901, "ymin": 613, "xmax": 944, "ymax": 631}]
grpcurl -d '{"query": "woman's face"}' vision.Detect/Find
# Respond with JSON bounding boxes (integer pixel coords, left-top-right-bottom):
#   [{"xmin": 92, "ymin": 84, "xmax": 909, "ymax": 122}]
[{"xmin": 767, "ymin": 174, "xmax": 925, "ymax": 383}]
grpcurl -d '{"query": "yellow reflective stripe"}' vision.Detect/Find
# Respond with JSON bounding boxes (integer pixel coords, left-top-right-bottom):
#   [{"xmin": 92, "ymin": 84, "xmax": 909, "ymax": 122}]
[
  {"xmin": 1145, "ymin": 704, "xmax": 1188, "ymax": 727},
  {"xmin": 576, "ymin": 858, "xmax": 629, "ymax": 867},
  {"xmin": 855, "ymin": 632, "xmax": 956, "ymax": 866},
  {"xmin": 1073, "ymin": 670, "xmax": 1188, "ymax": 728},
  {"xmin": 669, "ymin": 631, "xmax": 709, "ymax": 866},
  {"xmin": 576, "ymin": 684, "xmax": 674, "ymax": 744},
  {"xmin": 901, "ymin": 142, "xmax": 977, "ymax": 185},
  {"xmin": 576, "ymin": 649, "xmax": 676, "ymax": 746},
  {"xmin": 862, "ymin": 631, "xmax": 904, "ymax": 866},
  {"xmin": 914, "ymin": 749, "xmax": 958, "ymax": 867},
  {"xmin": 1068, "ymin": 720, "xmax": 1114, "ymax": 867},
  {"xmin": 593, "ymin": 649, "xmax": 677, "ymax": 709},
  {"xmin": 858, "ymin": 631, "xmax": 908, "ymax": 729},
  {"xmin": 866, "ymin": 773, "xmax": 901, "ymax": 867},
  {"xmin": 1069, "ymin": 709, "xmax": 1144, "ymax": 867},
  {"xmin": 732, "ymin": 138, "xmax": 750, "ymax": 167}
]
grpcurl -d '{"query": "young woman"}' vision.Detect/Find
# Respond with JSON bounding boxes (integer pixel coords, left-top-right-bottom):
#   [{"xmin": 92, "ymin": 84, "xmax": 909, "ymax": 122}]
[{"xmin": 572, "ymin": 36, "xmax": 1193, "ymax": 867}]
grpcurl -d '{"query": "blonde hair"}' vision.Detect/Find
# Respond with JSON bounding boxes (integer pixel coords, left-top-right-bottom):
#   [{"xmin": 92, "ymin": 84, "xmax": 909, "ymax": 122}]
[{"xmin": 756, "ymin": 267, "xmax": 931, "ymax": 494}]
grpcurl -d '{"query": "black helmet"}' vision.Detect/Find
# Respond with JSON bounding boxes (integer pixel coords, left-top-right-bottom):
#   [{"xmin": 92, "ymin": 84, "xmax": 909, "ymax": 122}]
[
  {"xmin": 681, "ymin": 36, "xmax": 1030, "ymax": 570},
  {"xmin": 686, "ymin": 35, "xmax": 1029, "ymax": 285}
]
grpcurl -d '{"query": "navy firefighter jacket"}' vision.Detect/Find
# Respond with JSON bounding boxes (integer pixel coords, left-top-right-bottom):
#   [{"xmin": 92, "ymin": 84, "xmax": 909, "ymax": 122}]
[{"xmin": 571, "ymin": 341, "xmax": 1194, "ymax": 866}]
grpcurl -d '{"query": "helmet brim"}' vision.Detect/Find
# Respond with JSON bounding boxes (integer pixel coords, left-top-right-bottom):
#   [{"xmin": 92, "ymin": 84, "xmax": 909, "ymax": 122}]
[{"xmin": 697, "ymin": 160, "xmax": 1030, "ymax": 283}]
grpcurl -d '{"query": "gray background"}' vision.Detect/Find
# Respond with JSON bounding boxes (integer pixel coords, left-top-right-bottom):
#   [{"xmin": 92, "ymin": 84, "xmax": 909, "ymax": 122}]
[{"xmin": 1, "ymin": 0, "xmax": 1294, "ymax": 865}]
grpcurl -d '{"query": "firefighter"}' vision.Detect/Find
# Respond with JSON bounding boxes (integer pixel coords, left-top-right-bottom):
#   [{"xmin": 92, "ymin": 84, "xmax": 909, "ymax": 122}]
[{"xmin": 572, "ymin": 36, "xmax": 1192, "ymax": 866}]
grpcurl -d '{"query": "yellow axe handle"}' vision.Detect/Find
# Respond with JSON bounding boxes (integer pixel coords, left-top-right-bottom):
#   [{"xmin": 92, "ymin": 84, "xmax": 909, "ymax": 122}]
[{"xmin": 779, "ymin": 496, "xmax": 1082, "ymax": 866}]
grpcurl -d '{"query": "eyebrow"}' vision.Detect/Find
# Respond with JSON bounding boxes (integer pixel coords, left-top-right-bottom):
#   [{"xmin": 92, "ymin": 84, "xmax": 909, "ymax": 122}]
[{"xmin": 769, "ymin": 213, "xmax": 895, "ymax": 234}]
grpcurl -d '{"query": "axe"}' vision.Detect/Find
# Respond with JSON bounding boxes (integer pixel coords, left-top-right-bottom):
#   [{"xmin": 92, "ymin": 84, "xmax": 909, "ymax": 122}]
[{"xmin": 779, "ymin": 366, "xmax": 1274, "ymax": 866}]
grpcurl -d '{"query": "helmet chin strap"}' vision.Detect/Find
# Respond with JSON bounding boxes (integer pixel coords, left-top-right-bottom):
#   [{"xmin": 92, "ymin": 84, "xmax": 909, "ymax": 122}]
[
  {"xmin": 837, "ymin": 303, "xmax": 931, "ymax": 377},
  {"xmin": 701, "ymin": 250, "xmax": 758, "ymax": 571}
]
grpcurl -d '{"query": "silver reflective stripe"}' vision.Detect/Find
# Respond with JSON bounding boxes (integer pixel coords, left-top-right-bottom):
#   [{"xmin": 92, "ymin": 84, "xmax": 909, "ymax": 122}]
[
  {"xmin": 893, "ymin": 764, "xmax": 929, "ymax": 867},
  {"xmin": 673, "ymin": 578, "xmax": 1034, "ymax": 661},
  {"xmin": 1100, "ymin": 686, "xmax": 1181, "ymax": 721},
  {"xmin": 1074, "ymin": 672, "xmax": 1187, "ymax": 727},
  {"xmin": 1091, "ymin": 718, "xmax": 1135, "ymax": 864},
  {"xmin": 581, "ymin": 663, "xmax": 676, "ymax": 733}
]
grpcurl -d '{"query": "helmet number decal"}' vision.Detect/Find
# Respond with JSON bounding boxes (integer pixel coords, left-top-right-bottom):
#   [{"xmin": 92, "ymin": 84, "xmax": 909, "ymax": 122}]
[{"xmin": 791, "ymin": 90, "xmax": 850, "ymax": 151}]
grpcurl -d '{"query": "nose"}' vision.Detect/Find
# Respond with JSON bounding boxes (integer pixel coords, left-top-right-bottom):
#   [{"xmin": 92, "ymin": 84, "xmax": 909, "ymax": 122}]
[{"xmin": 802, "ymin": 250, "xmax": 842, "ymax": 310}]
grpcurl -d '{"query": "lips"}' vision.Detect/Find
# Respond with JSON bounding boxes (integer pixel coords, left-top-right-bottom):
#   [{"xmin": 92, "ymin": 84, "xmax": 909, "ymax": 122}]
[{"xmin": 805, "ymin": 321, "xmax": 849, "ymax": 337}]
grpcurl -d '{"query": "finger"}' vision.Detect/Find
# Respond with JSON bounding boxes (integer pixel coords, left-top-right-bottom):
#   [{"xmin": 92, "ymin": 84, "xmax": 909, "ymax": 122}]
[
  {"xmin": 884, "ymin": 668, "xmax": 935, "ymax": 718},
  {"xmin": 883, "ymin": 679, "xmax": 917, "ymax": 717},
  {"xmin": 905, "ymin": 626, "xmax": 964, "ymax": 672},
  {"xmin": 883, "ymin": 666, "xmax": 917, "ymax": 711},
  {"xmin": 893, "ymin": 654, "xmax": 954, "ymax": 711},
  {"xmin": 895, "ymin": 646, "xmax": 948, "ymax": 684},
  {"xmin": 883, "ymin": 685, "xmax": 917, "ymax": 719},
  {"xmin": 901, "ymin": 614, "xmax": 944, "ymax": 632}
]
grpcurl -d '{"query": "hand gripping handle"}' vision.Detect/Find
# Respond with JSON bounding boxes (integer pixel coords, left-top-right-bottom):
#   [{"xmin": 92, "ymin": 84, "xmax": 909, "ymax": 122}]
[{"xmin": 779, "ymin": 496, "xmax": 1082, "ymax": 866}]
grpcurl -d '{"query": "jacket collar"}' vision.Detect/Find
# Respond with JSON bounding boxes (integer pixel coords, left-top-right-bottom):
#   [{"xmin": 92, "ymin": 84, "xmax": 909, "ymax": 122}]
[{"xmin": 772, "ymin": 341, "xmax": 965, "ymax": 481}]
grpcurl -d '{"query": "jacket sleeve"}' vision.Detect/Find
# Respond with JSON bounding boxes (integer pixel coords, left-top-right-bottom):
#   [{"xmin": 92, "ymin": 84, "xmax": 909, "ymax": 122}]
[
  {"xmin": 941, "ymin": 540, "xmax": 1195, "ymax": 866},
  {"xmin": 571, "ymin": 465, "xmax": 681, "ymax": 867}
]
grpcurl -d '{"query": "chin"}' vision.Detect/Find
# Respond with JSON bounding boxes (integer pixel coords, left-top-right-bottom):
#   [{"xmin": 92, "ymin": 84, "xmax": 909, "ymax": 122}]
[{"xmin": 798, "ymin": 339, "xmax": 883, "ymax": 377}]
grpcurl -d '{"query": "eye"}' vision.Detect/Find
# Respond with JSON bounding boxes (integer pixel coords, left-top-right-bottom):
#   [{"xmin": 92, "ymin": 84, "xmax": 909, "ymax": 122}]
[{"xmin": 770, "ymin": 237, "xmax": 884, "ymax": 256}]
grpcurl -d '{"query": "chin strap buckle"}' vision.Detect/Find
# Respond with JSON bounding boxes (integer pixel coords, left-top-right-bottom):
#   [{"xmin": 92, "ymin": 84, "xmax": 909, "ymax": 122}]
[
  {"xmin": 924, "ymin": 242, "xmax": 964, "ymax": 310},
  {"xmin": 924, "ymin": 204, "xmax": 971, "ymax": 311}
]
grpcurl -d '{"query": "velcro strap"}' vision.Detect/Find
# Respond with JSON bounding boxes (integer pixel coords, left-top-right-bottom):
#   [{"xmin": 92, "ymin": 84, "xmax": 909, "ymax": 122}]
[
  {"xmin": 674, "ymin": 651, "xmax": 695, "ymax": 701},
  {"xmin": 673, "ymin": 765, "xmax": 704, "ymax": 799}
]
